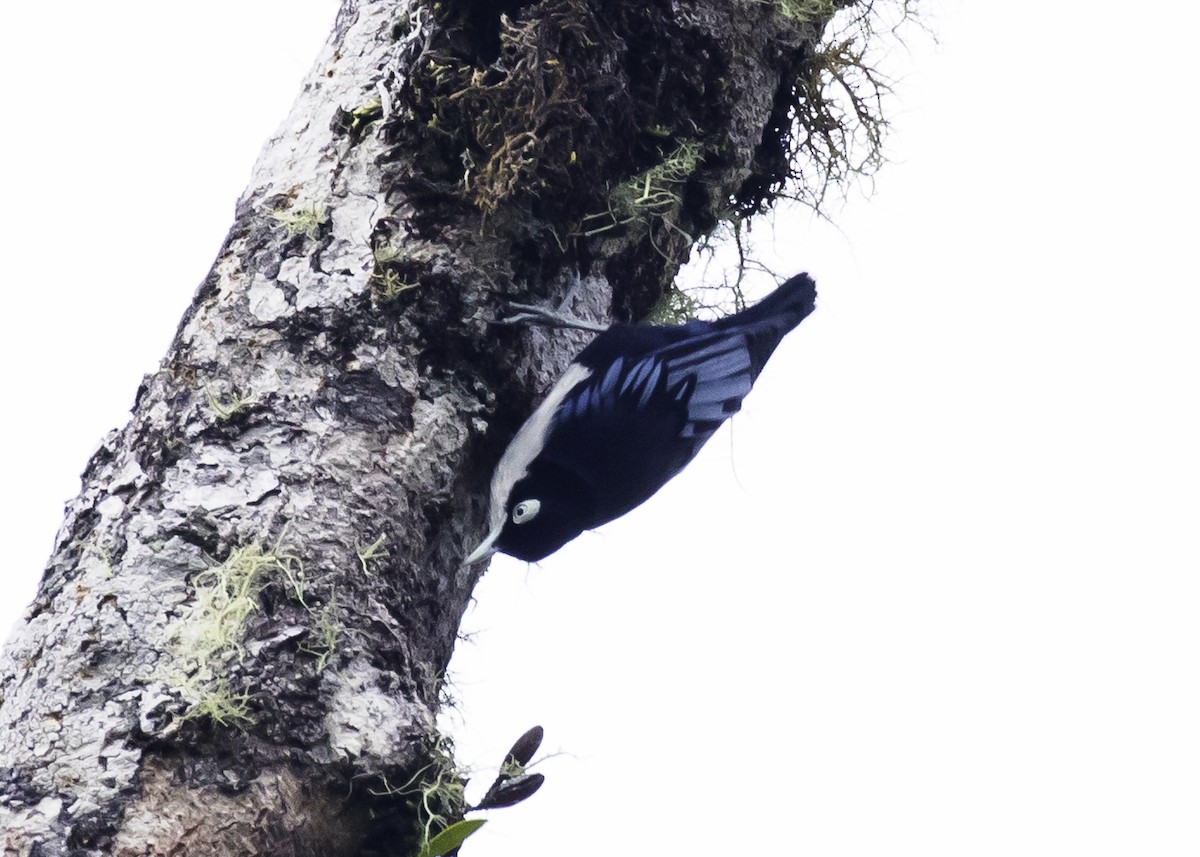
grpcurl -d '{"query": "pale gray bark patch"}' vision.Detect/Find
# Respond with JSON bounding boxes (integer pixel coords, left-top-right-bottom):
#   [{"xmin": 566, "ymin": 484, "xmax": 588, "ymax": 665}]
[{"xmin": 324, "ymin": 656, "xmax": 429, "ymax": 760}]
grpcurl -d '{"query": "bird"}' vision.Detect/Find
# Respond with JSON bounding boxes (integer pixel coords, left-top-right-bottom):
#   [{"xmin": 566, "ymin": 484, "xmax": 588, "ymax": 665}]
[{"xmin": 465, "ymin": 272, "xmax": 817, "ymax": 564}]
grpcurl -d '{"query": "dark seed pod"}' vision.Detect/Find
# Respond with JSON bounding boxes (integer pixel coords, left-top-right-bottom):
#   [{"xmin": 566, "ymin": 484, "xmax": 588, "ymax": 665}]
[
  {"xmin": 504, "ymin": 725, "xmax": 544, "ymax": 769},
  {"xmin": 475, "ymin": 772, "xmax": 545, "ymax": 811}
]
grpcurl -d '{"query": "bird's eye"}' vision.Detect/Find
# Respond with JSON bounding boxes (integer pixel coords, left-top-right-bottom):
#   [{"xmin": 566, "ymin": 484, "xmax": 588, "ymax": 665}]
[{"xmin": 512, "ymin": 499, "xmax": 541, "ymax": 524}]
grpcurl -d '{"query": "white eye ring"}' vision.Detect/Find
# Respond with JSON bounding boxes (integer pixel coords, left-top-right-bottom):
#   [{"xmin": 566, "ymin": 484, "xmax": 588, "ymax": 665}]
[{"xmin": 512, "ymin": 499, "xmax": 541, "ymax": 524}]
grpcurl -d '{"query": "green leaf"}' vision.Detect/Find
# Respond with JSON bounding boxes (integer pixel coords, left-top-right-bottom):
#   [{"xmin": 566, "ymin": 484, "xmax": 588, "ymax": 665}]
[{"xmin": 423, "ymin": 819, "xmax": 487, "ymax": 857}]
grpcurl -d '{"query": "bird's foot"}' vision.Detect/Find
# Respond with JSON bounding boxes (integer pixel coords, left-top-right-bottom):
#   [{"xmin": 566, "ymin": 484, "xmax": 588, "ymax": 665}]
[{"xmin": 498, "ymin": 301, "xmax": 608, "ymax": 334}]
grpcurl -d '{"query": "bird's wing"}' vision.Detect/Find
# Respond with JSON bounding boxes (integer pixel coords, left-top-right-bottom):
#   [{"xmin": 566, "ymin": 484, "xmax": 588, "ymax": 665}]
[
  {"xmin": 541, "ymin": 331, "xmax": 754, "ymax": 523},
  {"xmin": 659, "ymin": 333, "xmax": 754, "ymax": 439}
]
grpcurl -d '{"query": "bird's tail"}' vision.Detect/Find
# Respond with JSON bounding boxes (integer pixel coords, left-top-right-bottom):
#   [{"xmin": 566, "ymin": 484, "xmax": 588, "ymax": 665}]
[
  {"xmin": 714, "ymin": 272, "xmax": 817, "ymax": 377},
  {"xmin": 720, "ymin": 272, "xmax": 817, "ymax": 329}
]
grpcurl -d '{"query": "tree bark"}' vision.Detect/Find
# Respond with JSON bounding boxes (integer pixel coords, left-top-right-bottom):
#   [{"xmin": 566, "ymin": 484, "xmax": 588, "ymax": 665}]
[{"xmin": 0, "ymin": 0, "xmax": 846, "ymax": 853}]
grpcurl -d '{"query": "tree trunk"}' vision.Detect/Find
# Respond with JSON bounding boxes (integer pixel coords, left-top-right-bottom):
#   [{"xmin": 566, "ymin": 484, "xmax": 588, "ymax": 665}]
[{"xmin": 0, "ymin": 0, "xmax": 850, "ymax": 853}]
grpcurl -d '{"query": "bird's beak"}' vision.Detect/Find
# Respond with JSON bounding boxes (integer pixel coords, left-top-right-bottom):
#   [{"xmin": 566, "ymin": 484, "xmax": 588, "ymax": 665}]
[{"xmin": 463, "ymin": 524, "xmax": 503, "ymax": 566}]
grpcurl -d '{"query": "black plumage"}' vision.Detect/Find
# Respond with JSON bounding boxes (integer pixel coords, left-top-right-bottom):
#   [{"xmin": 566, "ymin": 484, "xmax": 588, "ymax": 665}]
[{"xmin": 467, "ymin": 272, "xmax": 817, "ymax": 563}]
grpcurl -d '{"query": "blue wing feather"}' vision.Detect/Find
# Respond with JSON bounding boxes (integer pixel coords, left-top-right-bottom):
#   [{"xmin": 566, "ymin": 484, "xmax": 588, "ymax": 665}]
[
  {"xmin": 541, "ymin": 329, "xmax": 760, "ymax": 525},
  {"xmin": 665, "ymin": 336, "xmax": 753, "ymax": 432}
]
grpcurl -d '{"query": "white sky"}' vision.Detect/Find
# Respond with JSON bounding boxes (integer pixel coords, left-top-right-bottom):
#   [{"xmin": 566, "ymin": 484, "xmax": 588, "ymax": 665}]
[{"xmin": 2, "ymin": 1, "xmax": 1198, "ymax": 855}]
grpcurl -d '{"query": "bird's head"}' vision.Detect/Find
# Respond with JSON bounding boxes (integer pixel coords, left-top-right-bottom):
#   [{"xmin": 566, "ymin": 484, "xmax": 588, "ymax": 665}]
[{"xmin": 465, "ymin": 462, "xmax": 596, "ymax": 564}]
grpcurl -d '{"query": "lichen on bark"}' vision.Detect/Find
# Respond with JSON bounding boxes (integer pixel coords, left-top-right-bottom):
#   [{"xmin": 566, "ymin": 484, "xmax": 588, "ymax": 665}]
[{"xmin": 0, "ymin": 0, "xmax": 903, "ymax": 853}]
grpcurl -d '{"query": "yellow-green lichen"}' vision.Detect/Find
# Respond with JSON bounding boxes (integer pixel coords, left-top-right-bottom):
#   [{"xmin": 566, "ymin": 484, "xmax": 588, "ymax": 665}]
[
  {"xmin": 371, "ymin": 266, "xmax": 421, "ymax": 301},
  {"xmin": 172, "ymin": 538, "xmax": 305, "ymax": 724},
  {"xmin": 356, "ymin": 533, "xmax": 389, "ymax": 575},
  {"xmin": 645, "ymin": 286, "xmax": 703, "ymax": 325},
  {"xmin": 271, "ymin": 203, "xmax": 328, "ymax": 240},
  {"xmin": 301, "ymin": 589, "xmax": 341, "ymax": 673},
  {"xmin": 581, "ymin": 141, "xmax": 702, "ymax": 239},
  {"xmin": 206, "ymin": 386, "xmax": 257, "ymax": 421},
  {"xmin": 185, "ymin": 678, "xmax": 253, "ymax": 726},
  {"xmin": 772, "ymin": 0, "xmax": 836, "ymax": 23},
  {"xmin": 375, "ymin": 734, "xmax": 467, "ymax": 857},
  {"xmin": 372, "ymin": 242, "xmax": 405, "ymax": 265},
  {"xmin": 345, "ymin": 99, "xmax": 384, "ymax": 143}
]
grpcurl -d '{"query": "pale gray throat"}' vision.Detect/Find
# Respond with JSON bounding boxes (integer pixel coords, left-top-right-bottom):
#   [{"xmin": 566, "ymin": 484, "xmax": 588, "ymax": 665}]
[{"xmin": 487, "ymin": 362, "xmax": 593, "ymax": 532}]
